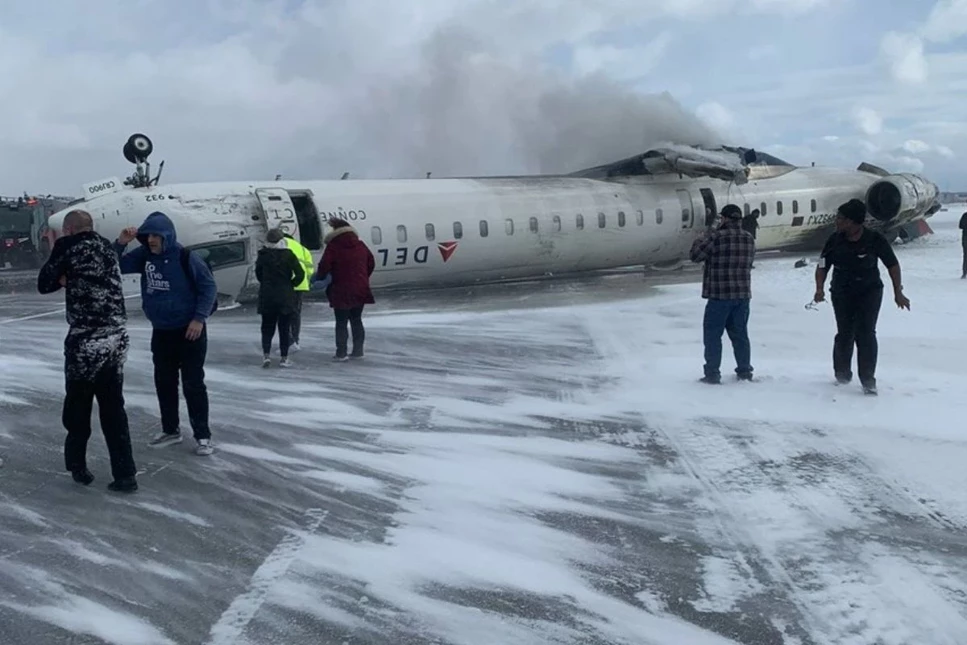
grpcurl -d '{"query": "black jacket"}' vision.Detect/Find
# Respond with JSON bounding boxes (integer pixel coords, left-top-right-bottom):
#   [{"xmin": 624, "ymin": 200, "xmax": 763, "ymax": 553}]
[
  {"xmin": 37, "ymin": 231, "xmax": 129, "ymax": 381},
  {"xmin": 255, "ymin": 245, "xmax": 305, "ymax": 315}
]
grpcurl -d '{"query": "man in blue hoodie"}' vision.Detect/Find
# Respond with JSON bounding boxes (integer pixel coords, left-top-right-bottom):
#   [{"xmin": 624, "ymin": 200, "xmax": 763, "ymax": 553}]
[{"xmin": 113, "ymin": 211, "xmax": 218, "ymax": 456}]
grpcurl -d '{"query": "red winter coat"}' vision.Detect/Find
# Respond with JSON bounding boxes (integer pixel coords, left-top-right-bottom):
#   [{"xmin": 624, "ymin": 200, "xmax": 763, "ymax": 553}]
[{"xmin": 317, "ymin": 226, "xmax": 375, "ymax": 309}]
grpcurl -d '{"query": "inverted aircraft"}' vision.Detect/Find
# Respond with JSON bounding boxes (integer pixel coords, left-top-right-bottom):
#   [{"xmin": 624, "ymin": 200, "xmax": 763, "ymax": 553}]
[{"xmin": 47, "ymin": 134, "xmax": 941, "ymax": 305}]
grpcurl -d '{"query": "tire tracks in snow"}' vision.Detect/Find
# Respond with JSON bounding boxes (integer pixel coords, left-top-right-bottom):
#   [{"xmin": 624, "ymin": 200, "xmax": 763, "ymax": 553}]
[{"xmin": 658, "ymin": 415, "xmax": 967, "ymax": 645}]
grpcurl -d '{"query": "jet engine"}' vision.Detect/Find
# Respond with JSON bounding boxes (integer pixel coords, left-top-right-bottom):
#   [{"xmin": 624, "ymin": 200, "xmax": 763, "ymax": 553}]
[{"xmin": 864, "ymin": 173, "xmax": 939, "ymax": 222}]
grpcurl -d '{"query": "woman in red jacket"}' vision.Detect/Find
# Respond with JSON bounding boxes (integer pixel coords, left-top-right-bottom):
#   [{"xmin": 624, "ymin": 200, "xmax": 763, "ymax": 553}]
[{"xmin": 315, "ymin": 218, "xmax": 375, "ymax": 360}]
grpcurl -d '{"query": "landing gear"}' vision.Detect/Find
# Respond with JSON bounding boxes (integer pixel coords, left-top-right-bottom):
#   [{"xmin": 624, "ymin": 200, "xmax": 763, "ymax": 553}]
[{"xmin": 122, "ymin": 133, "xmax": 164, "ymax": 188}]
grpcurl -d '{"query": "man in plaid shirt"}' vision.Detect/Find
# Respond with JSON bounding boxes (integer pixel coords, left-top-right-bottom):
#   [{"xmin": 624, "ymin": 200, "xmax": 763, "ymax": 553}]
[{"xmin": 689, "ymin": 203, "xmax": 755, "ymax": 384}]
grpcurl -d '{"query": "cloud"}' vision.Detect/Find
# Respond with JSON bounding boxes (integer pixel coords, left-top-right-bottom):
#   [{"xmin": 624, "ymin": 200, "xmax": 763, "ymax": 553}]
[
  {"xmin": 902, "ymin": 139, "xmax": 932, "ymax": 154},
  {"xmin": 0, "ymin": 0, "xmax": 963, "ymax": 197},
  {"xmin": 852, "ymin": 108, "xmax": 884, "ymax": 136},
  {"xmin": 919, "ymin": 0, "xmax": 967, "ymax": 43},
  {"xmin": 879, "ymin": 31, "xmax": 929, "ymax": 84},
  {"xmin": 571, "ymin": 32, "xmax": 673, "ymax": 80}
]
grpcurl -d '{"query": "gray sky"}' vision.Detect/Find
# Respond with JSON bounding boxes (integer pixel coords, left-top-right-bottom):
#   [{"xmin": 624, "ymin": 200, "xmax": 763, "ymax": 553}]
[{"xmin": 1, "ymin": 0, "xmax": 964, "ymax": 196}]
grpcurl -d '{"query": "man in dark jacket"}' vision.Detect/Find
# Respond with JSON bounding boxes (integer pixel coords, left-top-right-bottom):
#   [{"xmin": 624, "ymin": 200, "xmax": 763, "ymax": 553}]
[
  {"xmin": 689, "ymin": 204, "xmax": 756, "ymax": 384},
  {"xmin": 37, "ymin": 210, "xmax": 138, "ymax": 492},
  {"xmin": 256, "ymin": 228, "xmax": 305, "ymax": 367},
  {"xmin": 315, "ymin": 218, "xmax": 376, "ymax": 361},
  {"xmin": 113, "ymin": 211, "xmax": 218, "ymax": 455},
  {"xmin": 959, "ymin": 211, "xmax": 967, "ymax": 278},
  {"xmin": 813, "ymin": 199, "xmax": 910, "ymax": 395},
  {"xmin": 742, "ymin": 209, "xmax": 759, "ymax": 267}
]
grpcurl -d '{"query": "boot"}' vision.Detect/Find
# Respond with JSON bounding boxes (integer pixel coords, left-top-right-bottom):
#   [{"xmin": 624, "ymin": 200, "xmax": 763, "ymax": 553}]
[
  {"xmin": 108, "ymin": 477, "xmax": 138, "ymax": 493},
  {"xmin": 72, "ymin": 468, "xmax": 94, "ymax": 486}
]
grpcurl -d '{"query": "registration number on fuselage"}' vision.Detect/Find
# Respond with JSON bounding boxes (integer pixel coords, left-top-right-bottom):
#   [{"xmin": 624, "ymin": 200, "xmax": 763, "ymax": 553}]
[{"xmin": 806, "ymin": 213, "xmax": 836, "ymax": 226}]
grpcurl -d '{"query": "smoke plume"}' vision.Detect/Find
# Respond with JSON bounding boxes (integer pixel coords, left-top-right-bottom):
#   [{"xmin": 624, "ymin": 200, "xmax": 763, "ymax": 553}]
[{"xmin": 341, "ymin": 27, "xmax": 723, "ymax": 179}]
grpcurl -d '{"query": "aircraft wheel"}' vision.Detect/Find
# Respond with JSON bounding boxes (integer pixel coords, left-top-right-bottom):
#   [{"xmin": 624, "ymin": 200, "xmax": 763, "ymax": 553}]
[{"xmin": 127, "ymin": 133, "xmax": 153, "ymax": 159}]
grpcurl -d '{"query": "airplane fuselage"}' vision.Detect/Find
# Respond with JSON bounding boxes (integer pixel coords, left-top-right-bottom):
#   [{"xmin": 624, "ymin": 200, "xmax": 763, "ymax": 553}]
[{"xmin": 48, "ymin": 163, "xmax": 938, "ymax": 304}]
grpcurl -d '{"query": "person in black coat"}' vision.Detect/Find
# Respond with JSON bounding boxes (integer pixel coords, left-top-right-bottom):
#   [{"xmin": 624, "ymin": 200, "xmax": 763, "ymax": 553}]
[
  {"xmin": 255, "ymin": 228, "xmax": 305, "ymax": 367},
  {"xmin": 36, "ymin": 210, "xmax": 138, "ymax": 492}
]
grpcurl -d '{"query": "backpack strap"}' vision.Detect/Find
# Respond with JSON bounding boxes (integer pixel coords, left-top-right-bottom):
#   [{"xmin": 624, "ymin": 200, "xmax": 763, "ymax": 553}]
[{"xmin": 179, "ymin": 246, "xmax": 194, "ymax": 291}]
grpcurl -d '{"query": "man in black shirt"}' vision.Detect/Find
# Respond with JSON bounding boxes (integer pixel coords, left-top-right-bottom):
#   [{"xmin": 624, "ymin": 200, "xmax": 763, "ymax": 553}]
[
  {"xmin": 959, "ymin": 211, "xmax": 967, "ymax": 278},
  {"xmin": 813, "ymin": 199, "xmax": 911, "ymax": 395},
  {"xmin": 37, "ymin": 210, "xmax": 138, "ymax": 492}
]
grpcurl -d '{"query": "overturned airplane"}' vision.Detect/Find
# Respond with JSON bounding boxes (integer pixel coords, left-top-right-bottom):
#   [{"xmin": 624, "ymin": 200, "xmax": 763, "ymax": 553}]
[{"xmin": 47, "ymin": 134, "xmax": 941, "ymax": 304}]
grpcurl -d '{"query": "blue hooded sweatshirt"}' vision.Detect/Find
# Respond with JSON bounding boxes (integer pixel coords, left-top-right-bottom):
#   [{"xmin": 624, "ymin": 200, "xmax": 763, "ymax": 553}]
[{"xmin": 112, "ymin": 211, "xmax": 218, "ymax": 330}]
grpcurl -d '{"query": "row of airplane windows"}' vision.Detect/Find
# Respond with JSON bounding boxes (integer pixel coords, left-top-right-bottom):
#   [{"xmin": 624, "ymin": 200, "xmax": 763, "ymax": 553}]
[{"xmin": 367, "ymin": 198, "xmax": 820, "ymax": 245}]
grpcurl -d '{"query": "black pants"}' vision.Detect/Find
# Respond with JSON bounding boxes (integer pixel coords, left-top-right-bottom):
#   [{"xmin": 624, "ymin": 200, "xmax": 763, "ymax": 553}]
[
  {"xmin": 334, "ymin": 306, "xmax": 365, "ymax": 357},
  {"xmin": 831, "ymin": 287, "xmax": 883, "ymax": 386},
  {"xmin": 290, "ymin": 292, "xmax": 304, "ymax": 344},
  {"xmin": 261, "ymin": 311, "xmax": 292, "ymax": 356},
  {"xmin": 63, "ymin": 362, "xmax": 137, "ymax": 480},
  {"xmin": 961, "ymin": 241, "xmax": 966, "ymax": 276},
  {"xmin": 151, "ymin": 326, "xmax": 211, "ymax": 440}
]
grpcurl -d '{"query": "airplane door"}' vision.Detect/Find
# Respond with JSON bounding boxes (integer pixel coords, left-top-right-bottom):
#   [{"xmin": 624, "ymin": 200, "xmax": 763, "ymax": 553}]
[
  {"xmin": 699, "ymin": 188, "xmax": 717, "ymax": 227},
  {"xmin": 255, "ymin": 188, "xmax": 301, "ymax": 239},
  {"xmin": 676, "ymin": 189, "xmax": 695, "ymax": 229}
]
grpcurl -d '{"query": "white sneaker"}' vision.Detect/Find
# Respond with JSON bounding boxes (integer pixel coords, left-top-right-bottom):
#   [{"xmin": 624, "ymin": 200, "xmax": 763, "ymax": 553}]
[
  {"xmin": 280, "ymin": 357, "xmax": 292, "ymax": 368},
  {"xmin": 149, "ymin": 431, "xmax": 183, "ymax": 447},
  {"xmin": 262, "ymin": 356, "xmax": 271, "ymax": 368},
  {"xmin": 195, "ymin": 439, "xmax": 214, "ymax": 456},
  {"xmin": 289, "ymin": 342, "xmax": 300, "ymax": 352}
]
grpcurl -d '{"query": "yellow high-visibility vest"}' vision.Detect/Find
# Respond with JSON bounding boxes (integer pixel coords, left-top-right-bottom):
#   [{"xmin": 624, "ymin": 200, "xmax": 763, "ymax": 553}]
[{"xmin": 285, "ymin": 236, "xmax": 314, "ymax": 291}]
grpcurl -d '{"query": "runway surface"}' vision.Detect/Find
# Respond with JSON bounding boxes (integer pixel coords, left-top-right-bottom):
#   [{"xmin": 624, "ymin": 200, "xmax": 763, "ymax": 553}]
[{"xmin": 2, "ymin": 211, "xmax": 967, "ymax": 644}]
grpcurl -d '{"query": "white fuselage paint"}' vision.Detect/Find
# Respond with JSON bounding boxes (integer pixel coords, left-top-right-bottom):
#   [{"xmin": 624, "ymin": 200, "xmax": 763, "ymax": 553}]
[{"xmin": 46, "ymin": 165, "xmax": 934, "ymax": 303}]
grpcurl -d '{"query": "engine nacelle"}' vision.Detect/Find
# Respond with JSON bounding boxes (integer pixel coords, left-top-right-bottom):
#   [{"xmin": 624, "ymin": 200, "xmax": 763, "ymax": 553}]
[{"xmin": 865, "ymin": 173, "xmax": 939, "ymax": 222}]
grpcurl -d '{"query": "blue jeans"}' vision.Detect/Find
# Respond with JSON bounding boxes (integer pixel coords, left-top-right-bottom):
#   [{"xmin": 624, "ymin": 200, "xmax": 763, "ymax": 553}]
[{"xmin": 703, "ymin": 298, "xmax": 752, "ymax": 379}]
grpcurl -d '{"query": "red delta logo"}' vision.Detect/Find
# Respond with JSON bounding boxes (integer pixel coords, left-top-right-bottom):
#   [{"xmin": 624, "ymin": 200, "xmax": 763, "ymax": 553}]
[{"xmin": 437, "ymin": 241, "xmax": 458, "ymax": 263}]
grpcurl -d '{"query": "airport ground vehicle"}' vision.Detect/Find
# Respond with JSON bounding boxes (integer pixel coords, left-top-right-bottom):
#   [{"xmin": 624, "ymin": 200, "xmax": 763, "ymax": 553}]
[{"xmin": 0, "ymin": 195, "xmax": 72, "ymax": 269}]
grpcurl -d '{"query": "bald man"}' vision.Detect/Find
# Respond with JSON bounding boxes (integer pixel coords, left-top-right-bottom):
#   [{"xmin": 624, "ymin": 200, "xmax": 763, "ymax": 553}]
[{"xmin": 37, "ymin": 210, "xmax": 138, "ymax": 493}]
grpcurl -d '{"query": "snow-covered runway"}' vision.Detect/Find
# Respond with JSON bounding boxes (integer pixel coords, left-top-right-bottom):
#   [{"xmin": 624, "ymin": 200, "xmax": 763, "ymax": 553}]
[{"xmin": 1, "ymin": 208, "xmax": 966, "ymax": 644}]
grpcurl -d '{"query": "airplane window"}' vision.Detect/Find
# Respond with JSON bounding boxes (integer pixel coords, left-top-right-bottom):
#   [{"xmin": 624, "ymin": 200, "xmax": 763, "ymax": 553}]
[
  {"xmin": 636, "ymin": 210, "xmax": 644, "ymax": 225},
  {"xmin": 811, "ymin": 199, "xmax": 817, "ymax": 213},
  {"xmin": 760, "ymin": 202, "xmax": 767, "ymax": 216},
  {"xmin": 505, "ymin": 219, "xmax": 514, "ymax": 235},
  {"xmin": 479, "ymin": 220, "xmax": 488, "ymax": 237},
  {"xmin": 552, "ymin": 215, "xmax": 561, "ymax": 231},
  {"xmin": 598, "ymin": 212, "xmax": 606, "ymax": 228},
  {"xmin": 371, "ymin": 226, "xmax": 382, "ymax": 245},
  {"xmin": 617, "ymin": 211, "xmax": 626, "ymax": 227},
  {"xmin": 453, "ymin": 221, "xmax": 463, "ymax": 239},
  {"xmin": 529, "ymin": 217, "xmax": 538, "ymax": 233},
  {"xmin": 576, "ymin": 214, "xmax": 584, "ymax": 230},
  {"xmin": 190, "ymin": 241, "xmax": 246, "ymax": 269},
  {"xmin": 425, "ymin": 223, "xmax": 435, "ymax": 241},
  {"xmin": 655, "ymin": 208, "xmax": 663, "ymax": 224},
  {"xmin": 776, "ymin": 201, "xmax": 783, "ymax": 215},
  {"xmin": 397, "ymin": 225, "xmax": 407, "ymax": 243},
  {"xmin": 682, "ymin": 208, "xmax": 689, "ymax": 223},
  {"xmin": 792, "ymin": 200, "xmax": 799, "ymax": 214},
  {"xmin": 744, "ymin": 203, "xmax": 750, "ymax": 216}
]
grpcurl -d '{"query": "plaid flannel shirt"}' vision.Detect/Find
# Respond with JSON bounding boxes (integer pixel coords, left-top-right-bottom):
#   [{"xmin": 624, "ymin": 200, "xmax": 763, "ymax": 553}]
[{"xmin": 689, "ymin": 221, "xmax": 755, "ymax": 300}]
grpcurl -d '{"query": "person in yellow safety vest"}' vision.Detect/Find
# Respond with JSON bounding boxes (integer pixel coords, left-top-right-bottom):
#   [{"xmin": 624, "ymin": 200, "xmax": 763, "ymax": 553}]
[{"xmin": 283, "ymin": 233, "xmax": 314, "ymax": 350}]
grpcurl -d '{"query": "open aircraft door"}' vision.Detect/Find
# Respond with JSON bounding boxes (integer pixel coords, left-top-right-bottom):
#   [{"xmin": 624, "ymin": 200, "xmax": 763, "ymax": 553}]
[
  {"xmin": 676, "ymin": 189, "xmax": 695, "ymax": 229},
  {"xmin": 255, "ymin": 188, "xmax": 301, "ymax": 240}
]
